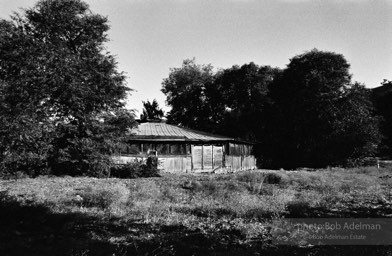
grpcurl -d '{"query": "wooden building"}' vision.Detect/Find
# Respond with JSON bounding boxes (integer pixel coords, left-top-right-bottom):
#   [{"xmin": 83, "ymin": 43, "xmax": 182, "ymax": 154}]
[{"xmin": 113, "ymin": 121, "xmax": 257, "ymax": 173}]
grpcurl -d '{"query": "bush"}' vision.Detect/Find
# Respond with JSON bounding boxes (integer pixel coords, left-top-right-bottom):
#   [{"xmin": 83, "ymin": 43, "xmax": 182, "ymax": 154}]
[
  {"xmin": 110, "ymin": 160, "xmax": 144, "ymax": 178},
  {"xmin": 143, "ymin": 156, "xmax": 160, "ymax": 177},
  {"xmin": 0, "ymin": 152, "xmax": 49, "ymax": 179},
  {"xmin": 86, "ymin": 153, "xmax": 112, "ymax": 178},
  {"xmin": 110, "ymin": 156, "xmax": 159, "ymax": 178},
  {"xmin": 263, "ymin": 172, "xmax": 285, "ymax": 185}
]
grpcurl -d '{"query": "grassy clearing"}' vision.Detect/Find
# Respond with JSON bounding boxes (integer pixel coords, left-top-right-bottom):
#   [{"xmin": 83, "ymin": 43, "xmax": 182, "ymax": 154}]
[{"xmin": 1, "ymin": 167, "xmax": 392, "ymax": 255}]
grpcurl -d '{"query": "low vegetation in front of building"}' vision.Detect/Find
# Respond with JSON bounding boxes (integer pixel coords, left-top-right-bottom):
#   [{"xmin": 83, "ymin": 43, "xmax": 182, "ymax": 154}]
[{"xmin": 1, "ymin": 167, "xmax": 392, "ymax": 255}]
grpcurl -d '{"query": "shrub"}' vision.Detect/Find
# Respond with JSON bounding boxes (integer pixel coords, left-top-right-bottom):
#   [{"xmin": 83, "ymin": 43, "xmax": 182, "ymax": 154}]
[
  {"xmin": 143, "ymin": 156, "xmax": 159, "ymax": 177},
  {"xmin": 110, "ymin": 156, "xmax": 159, "ymax": 178},
  {"xmin": 86, "ymin": 153, "xmax": 112, "ymax": 178},
  {"xmin": 110, "ymin": 160, "xmax": 144, "ymax": 178},
  {"xmin": 0, "ymin": 152, "xmax": 49, "ymax": 178},
  {"xmin": 263, "ymin": 172, "xmax": 285, "ymax": 185}
]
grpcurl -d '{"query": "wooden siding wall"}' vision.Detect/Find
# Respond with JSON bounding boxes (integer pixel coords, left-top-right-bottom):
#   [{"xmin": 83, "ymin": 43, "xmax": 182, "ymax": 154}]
[
  {"xmin": 224, "ymin": 155, "xmax": 257, "ymax": 172},
  {"xmin": 112, "ymin": 155, "xmax": 191, "ymax": 173},
  {"xmin": 191, "ymin": 145, "xmax": 224, "ymax": 172},
  {"xmin": 243, "ymin": 156, "xmax": 257, "ymax": 170},
  {"xmin": 158, "ymin": 156, "xmax": 191, "ymax": 173},
  {"xmin": 113, "ymin": 144, "xmax": 257, "ymax": 173}
]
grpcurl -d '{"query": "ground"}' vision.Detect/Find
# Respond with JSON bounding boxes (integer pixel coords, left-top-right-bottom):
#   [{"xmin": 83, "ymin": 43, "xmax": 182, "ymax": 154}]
[{"xmin": 1, "ymin": 167, "xmax": 392, "ymax": 255}]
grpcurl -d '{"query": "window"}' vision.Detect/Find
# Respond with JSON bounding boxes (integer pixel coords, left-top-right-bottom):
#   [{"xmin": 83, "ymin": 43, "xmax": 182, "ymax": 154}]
[
  {"xmin": 169, "ymin": 144, "xmax": 187, "ymax": 155},
  {"xmin": 156, "ymin": 144, "xmax": 169, "ymax": 154},
  {"xmin": 243, "ymin": 145, "xmax": 249, "ymax": 156},
  {"xmin": 229, "ymin": 143, "xmax": 239, "ymax": 155},
  {"xmin": 127, "ymin": 143, "xmax": 190, "ymax": 155},
  {"xmin": 142, "ymin": 144, "xmax": 155, "ymax": 153},
  {"xmin": 248, "ymin": 145, "xmax": 253, "ymax": 155},
  {"xmin": 228, "ymin": 143, "xmax": 247, "ymax": 156},
  {"xmin": 128, "ymin": 144, "xmax": 141, "ymax": 154},
  {"xmin": 117, "ymin": 144, "xmax": 128, "ymax": 155}
]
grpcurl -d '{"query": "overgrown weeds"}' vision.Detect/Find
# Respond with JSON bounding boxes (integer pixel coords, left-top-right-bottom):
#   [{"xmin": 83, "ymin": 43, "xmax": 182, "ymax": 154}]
[
  {"xmin": 1, "ymin": 167, "xmax": 391, "ymax": 254},
  {"xmin": 72, "ymin": 183, "xmax": 130, "ymax": 213}
]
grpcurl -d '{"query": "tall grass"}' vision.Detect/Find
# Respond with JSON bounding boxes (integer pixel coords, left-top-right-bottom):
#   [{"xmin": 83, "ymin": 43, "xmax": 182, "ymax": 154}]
[{"xmin": 1, "ymin": 166, "xmax": 390, "ymax": 240}]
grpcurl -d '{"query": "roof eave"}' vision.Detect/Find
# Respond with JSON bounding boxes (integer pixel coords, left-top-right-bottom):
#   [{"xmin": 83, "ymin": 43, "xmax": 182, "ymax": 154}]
[{"xmin": 127, "ymin": 137, "xmax": 258, "ymax": 145}]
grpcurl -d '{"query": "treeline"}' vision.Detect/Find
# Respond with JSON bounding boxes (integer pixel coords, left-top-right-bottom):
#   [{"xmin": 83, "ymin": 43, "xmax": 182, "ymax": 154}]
[
  {"xmin": 1, "ymin": 0, "xmax": 390, "ymax": 177},
  {"xmin": 0, "ymin": 0, "xmax": 137, "ymax": 177},
  {"xmin": 162, "ymin": 52, "xmax": 388, "ymax": 169},
  {"xmin": 372, "ymin": 80, "xmax": 392, "ymax": 158}
]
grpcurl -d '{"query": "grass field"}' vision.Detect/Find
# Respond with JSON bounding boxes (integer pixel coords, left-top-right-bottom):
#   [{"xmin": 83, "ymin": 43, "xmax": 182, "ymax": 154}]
[{"xmin": 1, "ymin": 167, "xmax": 392, "ymax": 255}]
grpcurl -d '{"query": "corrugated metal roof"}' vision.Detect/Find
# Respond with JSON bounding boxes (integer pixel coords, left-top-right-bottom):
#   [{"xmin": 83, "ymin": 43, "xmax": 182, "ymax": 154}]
[{"xmin": 129, "ymin": 122, "xmax": 239, "ymax": 142}]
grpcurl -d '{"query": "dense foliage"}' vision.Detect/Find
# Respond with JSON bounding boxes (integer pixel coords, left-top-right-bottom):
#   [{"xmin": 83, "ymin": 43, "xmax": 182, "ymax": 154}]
[
  {"xmin": 0, "ymin": 0, "xmax": 385, "ymax": 173},
  {"xmin": 162, "ymin": 59, "xmax": 219, "ymax": 132},
  {"xmin": 161, "ymin": 59, "xmax": 280, "ymax": 140},
  {"xmin": 215, "ymin": 63, "xmax": 281, "ymax": 141},
  {"xmin": 110, "ymin": 156, "xmax": 159, "ymax": 178},
  {"xmin": 372, "ymin": 80, "xmax": 392, "ymax": 157},
  {"xmin": 162, "ymin": 50, "xmax": 382, "ymax": 168},
  {"xmin": 264, "ymin": 50, "xmax": 380, "ymax": 168},
  {"xmin": 0, "ymin": 0, "xmax": 136, "ymax": 177},
  {"xmin": 140, "ymin": 99, "xmax": 164, "ymax": 121}
]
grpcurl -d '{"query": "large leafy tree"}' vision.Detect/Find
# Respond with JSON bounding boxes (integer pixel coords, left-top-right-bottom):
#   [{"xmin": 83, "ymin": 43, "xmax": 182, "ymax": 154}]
[
  {"xmin": 0, "ymin": 0, "xmax": 135, "ymax": 176},
  {"xmin": 161, "ymin": 59, "xmax": 280, "ymax": 139},
  {"xmin": 264, "ymin": 49, "xmax": 380, "ymax": 168},
  {"xmin": 372, "ymin": 80, "xmax": 392, "ymax": 157},
  {"xmin": 140, "ymin": 99, "xmax": 164, "ymax": 121},
  {"xmin": 161, "ymin": 59, "xmax": 221, "ymax": 132},
  {"xmin": 214, "ymin": 63, "xmax": 280, "ymax": 141}
]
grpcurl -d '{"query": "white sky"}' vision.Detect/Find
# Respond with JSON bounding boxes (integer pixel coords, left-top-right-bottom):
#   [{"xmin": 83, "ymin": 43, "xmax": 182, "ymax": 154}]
[{"xmin": 1, "ymin": 0, "xmax": 391, "ymax": 114}]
